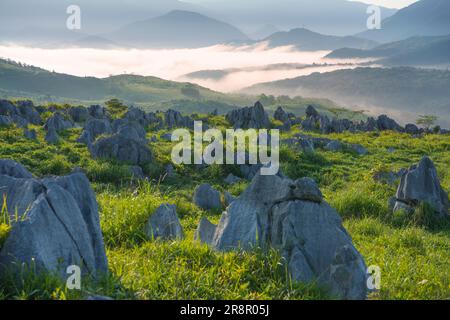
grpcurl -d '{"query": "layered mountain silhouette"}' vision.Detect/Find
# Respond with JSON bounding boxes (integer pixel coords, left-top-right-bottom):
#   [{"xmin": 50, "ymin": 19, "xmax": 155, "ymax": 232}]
[
  {"xmin": 188, "ymin": 0, "xmax": 396, "ymax": 36},
  {"xmin": 327, "ymin": 35, "xmax": 450, "ymax": 66},
  {"xmin": 107, "ymin": 10, "xmax": 249, "ymax": 48},
  {"xmin": 263, "ymin": 28, "xmax": 378, "ymax": 51},
  {"xmin": 358, "ymin": 0, "xmax": 450, "ymax": 43}
]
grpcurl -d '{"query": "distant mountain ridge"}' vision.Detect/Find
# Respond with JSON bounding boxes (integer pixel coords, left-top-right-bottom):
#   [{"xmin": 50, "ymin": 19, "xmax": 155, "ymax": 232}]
[
  {"xmin": 327, "ymin": 35, "xmax": 450, "ymax": 66},
  {"xmin": 262, "ymin": 28, "xmax": 378, "ymax": 51},
  {"xmin": 244, "ymin": 67, "xmax": 450, "ymax": 126},
  {"xmin": 358, "ymin": 0, "xmax": 450, "ymax": 43},
  {"xmin": 107, "ymin": 10, "xmax": 249, "ymax": 48}
]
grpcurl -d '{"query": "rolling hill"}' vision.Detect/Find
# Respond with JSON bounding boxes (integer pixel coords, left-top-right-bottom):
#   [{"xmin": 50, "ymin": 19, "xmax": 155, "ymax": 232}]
[
  {"xmin": 262, "ymin": 28, "xmax": 378, "ymax": 51},
  {"xmin": 0, "ymin": 58, "xmax": 246, "ymax": 106},
  {"xmin": 326, "ymin": 35, "xmax": 450, "ymax": 66},
  {"xmin": 358, "ymin": 0, "xmax": 450, "ymax": 43},
  {"xmin": 244, "ymin": 67, "xmax": 450, "ymax": 126},
  {"xmin": 107, "ymin": 10, "xmax": 249, "ymax": 49}
]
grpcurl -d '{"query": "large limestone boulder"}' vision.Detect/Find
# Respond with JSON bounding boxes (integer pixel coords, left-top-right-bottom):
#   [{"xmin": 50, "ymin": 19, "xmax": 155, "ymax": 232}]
[
  {"xmin": 91, "ymin": 133, "xmax": 152, "ymax": 166},
  {"xmin": 226, "ymin": 102, "xmax": 271, "ymax": 129},
  {"xmin": 16, "ymin": 101, "xmax": 42, "ymax": 125},
  {"xmin": 83, "ymin": 118, "xmax": 113, "ymax": 140},
  {"xmin": 394, "ymin": 156, "xmax": 449, "ymax": 217},
  {"xmin": 193, "ymin": 183, "xmax": 222, "ymax": 211},
  {"xmin": 68, "ymin": 106, "xmax": 89, "ymax": 123},
  {"xmin": 376, "ymin": 115, "xmax": 403, "ymax": 132},
  {"xmin": 146, "ymin": 204, "xmax": 183, "ymax": 240},
  {"xmin": 211, "ymin": 172, "xmax": 368, "ymax": 300},
  {"xmin": 164, "ymin": 109, "xmax": 194, "ymax": 129},
  {"xmin": 0, "ymin": 161, "xmax": 108, "ymax": 278},
  {"xmin": 44, "ymin": 112, "xmax": 74, "ymax": 132}
]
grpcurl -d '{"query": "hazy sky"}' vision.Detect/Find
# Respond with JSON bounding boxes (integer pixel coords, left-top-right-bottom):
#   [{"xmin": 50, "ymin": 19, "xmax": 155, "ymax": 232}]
[{"xmin": 348, "ymin": 0, "xmax": 418, "ymax": 9}]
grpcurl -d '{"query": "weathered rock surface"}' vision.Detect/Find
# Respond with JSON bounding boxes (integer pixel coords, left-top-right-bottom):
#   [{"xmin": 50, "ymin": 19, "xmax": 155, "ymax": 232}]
[
  {"xmin": 0, "ymin": 161, "xmax": 108, "ymax": 278},
  {"xmin": 394, "ymin": 156, "xmax": 449, "ymax": 217},
  {"xmin": 0, "ymin": 159, "xmax": 33, "ymax": 178},
  {"xmin": 146, "ymin": 204, "xmax": 183, "ymax": 240},
  {"xmin": 68, "ymin": 106, "xmax": 89, "ymax": 123},
  {"xmin": 91, "ymin": 133, "xmax": 153, "ymax": 166},
  {"xmin": 164, "ymin": 109, "xmax": 194, "ymax": 129},
  {"xmin": 224, "ymin": 173, "xmax": 241, "ymax": 185},
  {"xmin": 195, "ymin": 217, "xmax": 217, "ymax": 245},
  {"xmin": 226, "ymin": 102, "xmax": 270, "ymax": 129},
  {"xmin": 211, "ymin": 171, "xmax": 368, "ymax": 300},
  {"xmin": 194, "ymin": 183, "xmax": 222, "ymax": 211},
  {"xmin": 45, "ymin": 126, "xmax": 60, "ymax": 144},
  {"xmin": 0, "ymin": 115, "xmax": 12, "ymax": 127},
  {"xmin": 44, "ymin": 112, "xmax": 74, "ymax": 132},
  {"xmin": 23, "ymin": 128, "xmax": 37, "ymax": 140},
  {"xmin": 224, "ymin": 191, "xmax": 236, "ymax": 207}
]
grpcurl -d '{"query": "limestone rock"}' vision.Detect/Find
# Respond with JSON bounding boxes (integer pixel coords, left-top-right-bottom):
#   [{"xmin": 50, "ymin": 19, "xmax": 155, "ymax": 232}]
[
  {"xmin": 146, "ymin": 204, "xmax": 183, "ymax": 240},
  {"xmin": 194, "ymin": 183, "xmax": 222, "ymax": 211},
  {"xmin": 195, "ymin": 218, "xmax": 217, "ymax": 245},
  {"xmin": 394, "ymin": 156, "xmax": 448, "ymax": 217},
  {"xmin": 226, "ymin": 102, "xmax": 270, "ymax": 129},
  {"xmin": 0, "ymin": 162, "xmax": 108, "ymax": 279}
]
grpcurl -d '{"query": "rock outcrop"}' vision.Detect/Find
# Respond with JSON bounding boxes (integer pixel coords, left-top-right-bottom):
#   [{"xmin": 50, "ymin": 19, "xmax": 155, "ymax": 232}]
[
  {"xmin": 226, "ymin": 102, "xmax": 270, "ymax": 129},
  {"xmin": 195, "ymin": 218, "xmax": 217, "ymax": 245},
  {"xmin": 193, "ymin": 183, "xmax": 222, "ymax": 211},
  {"xmin": 91, "ymin": 133, "xmax": 153, "ymax": 166},
  {"xmin": 146, "ymin": 204, "xmax": 183, "ymax": 240},
  {"xmin": 210, "ymin": 172, "xmax": 368, "ymax": 300},
  {"xmin": 393, "ymin": 156, "xmax": 449, "ymax": 217},
  {"xmin": 0, "ymin": 160, "xmax": 108, "ymax": 278}
]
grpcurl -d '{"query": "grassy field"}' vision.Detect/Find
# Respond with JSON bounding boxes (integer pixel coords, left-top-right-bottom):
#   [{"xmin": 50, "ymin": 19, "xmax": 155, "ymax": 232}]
[{"xmin": 0, "ymin": 107, "xmax": 449, "ymax": 300}]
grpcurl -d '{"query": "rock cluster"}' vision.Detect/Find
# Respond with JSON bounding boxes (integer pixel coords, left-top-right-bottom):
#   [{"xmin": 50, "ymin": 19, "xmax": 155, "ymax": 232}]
[{"xmin": 226, "ymin": 101, "xmax": 271, "ymax": 129}]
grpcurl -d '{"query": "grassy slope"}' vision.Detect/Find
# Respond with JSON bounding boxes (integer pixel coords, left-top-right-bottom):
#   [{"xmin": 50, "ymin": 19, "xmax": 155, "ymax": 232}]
[
  {"xmin": 0, "ymin": 108, "xmax": 449, "ymax": 300},
  {"xmin": 0, "ymin": 58, "xmax": 354, "ymax": 117}
]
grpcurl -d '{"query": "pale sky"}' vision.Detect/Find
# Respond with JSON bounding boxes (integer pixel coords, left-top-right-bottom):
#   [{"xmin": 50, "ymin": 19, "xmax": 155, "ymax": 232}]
[{"xmin": 349, "ymin": 0, "xmax": 418, "ymax": 9}]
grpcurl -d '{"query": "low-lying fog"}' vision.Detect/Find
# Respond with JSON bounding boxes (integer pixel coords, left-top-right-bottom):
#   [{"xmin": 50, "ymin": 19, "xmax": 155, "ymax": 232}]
[{"xmin": 0, "ymin": 43, "xmax": 364, "ymax": 92}]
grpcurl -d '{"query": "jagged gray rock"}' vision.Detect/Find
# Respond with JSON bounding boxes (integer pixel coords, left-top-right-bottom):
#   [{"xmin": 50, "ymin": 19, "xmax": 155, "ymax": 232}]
[
  {"xmin": 351, "ymin": 144, "xmax": 368, "ymax": 155},
  {"xmin": 82, "ymin": 118, "xmax": 113, "ymax": 141},
  {"xmin": 68, "ymin": 106, "xmax": 89, "ymax": 123},
  {"xmin": 0, "ymin": 159, "xmax": 33, "ymax": 178},
  {"xmin": 194, "ymin": 183, "xmax": 222, "ymax": 211},
  {"xmin": 325, "ymin": 140, "xmax": 344, "ymax": 152},
  {"xmin": 88, "ymin": 105, "xmax": 107, "ymax": 119},
  {"xmin": 226, "ymin": 102, "xmax": 270, "ymax": 129},
  {"xmin": 224, "ymin": 191, "xmax": 236, "ymax": 207},
  {"xmin": 394, "ymin": 156, "xmax": 449, "ymax": 217},
  {"xmin": 16, "ymin": 101, "xmax": 42, "ymax": 125},
  {"xmin": 45, "ymin": 126, "xmax": 60, "ymax": 144},
  {"xmin": 91, "ymin": 133, "xmax": 153, "ymax": 166},
  {"xmin": 377, "ymin": 115, "xmax": 403, "ymax": 132},
  {"xmin": 0, "ymin": 115, "xmax": 12, "ymax": 127},
  {"xmin": 224, "ymin": 173, "xmax": 241, "ymax": 185},
  {"xmin": 211, "ymin": 171, "xmax": 367, "ymax": 300},
  {"xmin": 145, "ymin": 204, "xmax": 183, "ymax": 240},
  {"xmin": 195, "ymin": 217, "xmax": 217, "ymax": 245},
  {"xmin": 0, "ymin": 161, "xmax": 108, "ymax": 278},
  {"xmin": 44, "ymin": 112, "xmax": 74, "ymax": 132},
  {"xmin": 405, "ymin": 123, "xmax": 420, "ymax": 135},
  {"xmin": 23, "ymin": 128, "xmax": 37, "ymax": 140},
  {"xmin": 164, "ymin": 109, "xmax": 194, "ymax": 129}
]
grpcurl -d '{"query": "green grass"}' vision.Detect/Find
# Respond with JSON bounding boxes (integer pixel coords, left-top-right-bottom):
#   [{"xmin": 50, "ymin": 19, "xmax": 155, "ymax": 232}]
[{"xmin": 0, "ymin": 105, "xmax": 449, "ymax": 300}]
